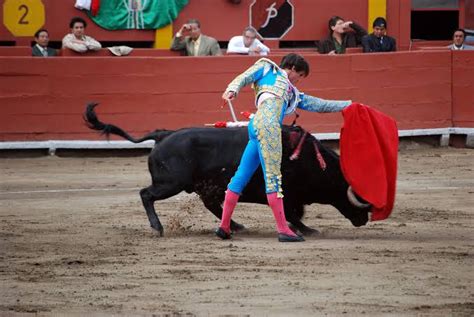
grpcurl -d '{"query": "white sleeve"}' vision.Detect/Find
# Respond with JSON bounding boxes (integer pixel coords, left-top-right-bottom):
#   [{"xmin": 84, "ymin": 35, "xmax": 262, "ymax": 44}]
[
  {"xmin": 85, "ymin": 36, "xmax": 102, "ymax": 51},
  {"xmin": 254, "ymin": 39, "xmax": 270, "ymax": 56},
  {"xmin": 227, "ymin": 36, "xmax": 250, "ymax": 54},
  {"xmin": 62, "ymin": 34, "xmax": 88, "ymax": 52}
]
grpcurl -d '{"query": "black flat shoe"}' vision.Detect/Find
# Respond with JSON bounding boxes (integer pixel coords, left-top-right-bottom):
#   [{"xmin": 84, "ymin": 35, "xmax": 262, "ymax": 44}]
[
  {"xmin": 278, "ymin": 233, "xmax": 305, "ymax": 242},
  {"xmin": 215, "ymin": 227, "xmax": 232, "ymax": 240}
]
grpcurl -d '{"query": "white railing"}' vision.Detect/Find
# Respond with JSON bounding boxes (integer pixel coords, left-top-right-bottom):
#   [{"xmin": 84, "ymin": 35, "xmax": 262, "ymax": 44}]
[{"xmin": 1, "ymin": 127, "xmax": 473, "ymax": 154}]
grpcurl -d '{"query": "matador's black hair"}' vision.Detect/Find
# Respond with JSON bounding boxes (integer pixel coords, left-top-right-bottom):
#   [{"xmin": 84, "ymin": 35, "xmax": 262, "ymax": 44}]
[{"xmin": 280, "ymin": 53, "xmax": 310, "ymax": 76}]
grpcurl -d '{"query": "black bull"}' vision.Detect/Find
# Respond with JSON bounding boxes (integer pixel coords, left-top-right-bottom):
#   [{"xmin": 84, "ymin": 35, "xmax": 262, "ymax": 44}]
[{"xmin": 84, "ymin": 103, "xmax": 370, "ymax": 236}]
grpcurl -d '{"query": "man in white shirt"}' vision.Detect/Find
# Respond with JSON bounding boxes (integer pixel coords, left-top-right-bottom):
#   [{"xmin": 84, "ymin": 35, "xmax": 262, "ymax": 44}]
[
  {"xmin": 62, "ymin": 17, "xmax": 102, "ymax": 53},
  {"xmin": 447, "ymin": 29, "xmax": 474, "ymax": 50},
  {"xmin": 227, "ymin": 27, "xmax": 270, "ymax": 56}
]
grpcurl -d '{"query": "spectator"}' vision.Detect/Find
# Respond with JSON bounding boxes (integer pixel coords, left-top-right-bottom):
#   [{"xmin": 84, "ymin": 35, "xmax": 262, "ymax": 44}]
[
  {"xmin": 362, "ymin": 17, "xmax": 396, "ymax": 53},
  {"xmin": 32, "ymin": 29, "xmax": 57, "ymax": 57},
  {"xmin": 227, "ymin": 26, "xmax": 270, "ymax": 55},
  {"xmin": 171, "ymin": 19, "xmax": 222, "ymax": 56},
  {"xmin": 318, "ymin": 16, "xmax": 367, "ymax": 54},
  {"xmin": 447, "ymin": 29, "xmax": 474, "ymax": 50},
  {"xmin": 62, "ymin": 17, "xmax": 101, "ymax": 53}
]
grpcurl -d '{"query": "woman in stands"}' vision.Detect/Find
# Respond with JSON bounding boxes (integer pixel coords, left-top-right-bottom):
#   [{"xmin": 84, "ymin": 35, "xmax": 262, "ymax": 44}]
[{"xmin": 216, "ymin": 53, "xmax": 352, "ymax": 242}]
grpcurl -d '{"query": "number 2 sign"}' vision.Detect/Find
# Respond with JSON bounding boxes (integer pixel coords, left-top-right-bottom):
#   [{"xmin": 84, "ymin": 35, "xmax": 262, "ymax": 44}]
[{"xmin": 3, "ymin": 0, "xmax": 45, "ymax": 37}]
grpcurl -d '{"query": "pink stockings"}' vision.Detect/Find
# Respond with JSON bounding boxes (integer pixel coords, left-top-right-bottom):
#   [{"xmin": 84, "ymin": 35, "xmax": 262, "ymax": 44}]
[
  {"xmin": 219, "ymin": 190, "xmax": 297, "ymax": 237},
  {"xmin": 266, "ymin": 192, "xmax": 297, "ymax": 236},
  {"xmin": 219, "ymin": 190, "xmax": 240, "ymax": 233}
]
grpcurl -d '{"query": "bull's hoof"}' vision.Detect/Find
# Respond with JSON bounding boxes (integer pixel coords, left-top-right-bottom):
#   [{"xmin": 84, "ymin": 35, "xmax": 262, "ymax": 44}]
[
  {"xmin": 289, "ymin": 224, "xmax": 320, "ymax": 236},
  {"xmin": 299, "ymin": 227, "xmax": 320, "ymax": 236},
  {"xmin": 215, "ymin": 227, "xmax": 232, "ymax": 240},
  {"xmin": 230, "ymin": 222, "xmax": 246, "ymax": 233},
  {"xmin": 151, "ymin": 225, "xmax": 164, "ymax": 237},
  {"xmin": 278, "ymin": 234, "xmax": 305, "ymax": 242}
]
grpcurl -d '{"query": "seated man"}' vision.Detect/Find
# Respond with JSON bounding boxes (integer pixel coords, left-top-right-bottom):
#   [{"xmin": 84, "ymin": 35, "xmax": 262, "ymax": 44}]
[
  {"xmin": 362, "ymin": 17, "xmax": 396, "ymax": 53},
  {"xmin": 62, "ymin": 17, "xmax": 101, "ymax": 53},
  {"xmin": 227, "ymin": 27, "xmax": 270, "ymax": 55},
  {"xmin": 171, "ymin": 19, "xmax": 222, "ymax": 56},
  {"xmin": 447, "ymin": 29, "xmax": 474, "ymax": 50},
  {"xmin": 318, "ymin": 16, "xmax": 367, "ymax": 54},
  {"xmin": 32, "ymin": 29, "xmax": 57, "ymax": 57}
]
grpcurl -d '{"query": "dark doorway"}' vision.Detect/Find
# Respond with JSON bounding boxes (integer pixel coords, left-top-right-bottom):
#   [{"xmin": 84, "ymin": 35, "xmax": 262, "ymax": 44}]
[{"xmin": 411, "ymin": 10, "xmax": 459, "ymax": 40}]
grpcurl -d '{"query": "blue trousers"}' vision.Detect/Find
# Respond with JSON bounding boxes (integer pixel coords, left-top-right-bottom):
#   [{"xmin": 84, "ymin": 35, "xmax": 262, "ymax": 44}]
[{"xmin": 228, "ymin": 97, "xmax": 285, "ymax": 196}]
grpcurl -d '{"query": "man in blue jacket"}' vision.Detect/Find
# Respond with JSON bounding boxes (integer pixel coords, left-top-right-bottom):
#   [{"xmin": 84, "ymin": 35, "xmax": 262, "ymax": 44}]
[{"xmin": 362, "ymin": 17, "xmax": 397, "ymax": 53}]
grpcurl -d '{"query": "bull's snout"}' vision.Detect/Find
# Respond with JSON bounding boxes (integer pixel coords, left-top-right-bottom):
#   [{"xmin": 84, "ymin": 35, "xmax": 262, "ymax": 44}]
[
  {"xmin": 351, "ymin": 217, "xmax": 369, "ymax": 227},
  {"xmin": 350, "ymin": 207, "xmax": 370, "ymax": 227}
]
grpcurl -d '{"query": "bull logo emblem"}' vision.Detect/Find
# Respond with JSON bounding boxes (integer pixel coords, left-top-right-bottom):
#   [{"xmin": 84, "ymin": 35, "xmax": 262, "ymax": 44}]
[{"xmin": 123, "ymin": 0, "xmax": 147, "ymax": 29}]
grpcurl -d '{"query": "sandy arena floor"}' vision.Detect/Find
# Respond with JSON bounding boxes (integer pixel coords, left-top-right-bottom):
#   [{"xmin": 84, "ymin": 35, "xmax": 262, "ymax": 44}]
[{"xmin": 0, "ymin": 146, "xmax": 473, "ymax": 316}]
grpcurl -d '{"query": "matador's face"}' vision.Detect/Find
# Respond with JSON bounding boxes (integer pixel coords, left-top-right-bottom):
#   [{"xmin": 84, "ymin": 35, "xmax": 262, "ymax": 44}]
[{"xmin": 287, "ymin": 69, "xmax": 307, "ymax": 84}]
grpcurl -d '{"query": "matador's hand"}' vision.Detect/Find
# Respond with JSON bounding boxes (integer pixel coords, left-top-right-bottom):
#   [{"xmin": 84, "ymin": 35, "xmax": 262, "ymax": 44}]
[{"xmin": 222, "ymin": 91, "xmax": 235, "ymax": 101}]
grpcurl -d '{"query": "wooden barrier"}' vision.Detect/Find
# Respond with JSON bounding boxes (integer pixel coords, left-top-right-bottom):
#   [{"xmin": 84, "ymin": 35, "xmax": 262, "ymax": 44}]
[
  {"xmin": 413, "ymin": 47, "xmax": 449, "ymax": 51},
  {"xmin": 61, "ymin": 48, "xmax": 183, "ymax": 57},
  {"xmin": 0, "ymin": 51, "xmax": 472, "ymax": 142},
  {"xmin": 0, "ymin": 46, "xmax": 183, "ymax": 57},
  {"xmin": 345, "ymin": 47, "xmax": 364, "ymax": 54},
  {"xmin": 452, "ymin": 51, "xmax": 474, "ymax": 127},
  {"xmin": 0, "ymin": 46, "xmax": 33, "ymax": 56}
]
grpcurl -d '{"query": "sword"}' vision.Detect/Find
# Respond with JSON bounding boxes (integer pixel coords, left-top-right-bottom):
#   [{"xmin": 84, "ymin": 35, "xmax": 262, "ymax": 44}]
[{"xmin": 227, "ymin": 99, "xmax": 238, "ymax": 122}]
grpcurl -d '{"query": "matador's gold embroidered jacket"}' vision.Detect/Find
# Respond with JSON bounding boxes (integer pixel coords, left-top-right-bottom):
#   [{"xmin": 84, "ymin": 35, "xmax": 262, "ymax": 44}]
[{"xmin": 225, "ymin": 58, "xmax": 352, "ymax": 119}]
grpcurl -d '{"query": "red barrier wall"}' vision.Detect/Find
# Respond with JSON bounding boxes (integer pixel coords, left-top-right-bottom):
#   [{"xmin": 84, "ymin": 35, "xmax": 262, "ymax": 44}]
[
  {"xmin": 452, "ymin": 51, "xmax": 474, "ymax": 127},
  {"xmin": 0, "ymin": 47, "xmax": 183, "ymax": 57},
  {"xmin": 0, "ymin": 51, "xmax": 472, "ymax": 141}
]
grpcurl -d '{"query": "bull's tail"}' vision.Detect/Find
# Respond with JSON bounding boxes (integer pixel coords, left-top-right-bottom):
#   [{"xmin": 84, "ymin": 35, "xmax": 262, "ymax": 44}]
[{"xmin": 83, "ymin": 102, "xmax": 173, "ymax": 143}]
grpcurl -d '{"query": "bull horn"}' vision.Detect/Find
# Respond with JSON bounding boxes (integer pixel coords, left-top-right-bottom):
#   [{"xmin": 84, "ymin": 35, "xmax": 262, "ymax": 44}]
[{"xmin": 347, "ymin": 186, "xmax": 371, "ymax": 209}]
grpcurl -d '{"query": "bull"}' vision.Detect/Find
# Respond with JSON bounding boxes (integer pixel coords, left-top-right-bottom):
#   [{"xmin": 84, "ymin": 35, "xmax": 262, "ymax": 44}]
[{"xmin": 84, "ymin": 103, "xmax": 370, "ymax": 236}]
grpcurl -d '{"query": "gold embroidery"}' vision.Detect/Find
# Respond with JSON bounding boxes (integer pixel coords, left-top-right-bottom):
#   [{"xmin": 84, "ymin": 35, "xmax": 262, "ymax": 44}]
[
  {"xmin": 254, "ymin": 84, "xmax": 289, "ymax": 101},
  {"xmin": 252, "ymin": 98, "xmax": 285, "ymax": 196},
  {"xmin": 226, "ymin": 60, "xmax": 290, "ymax": 101}
]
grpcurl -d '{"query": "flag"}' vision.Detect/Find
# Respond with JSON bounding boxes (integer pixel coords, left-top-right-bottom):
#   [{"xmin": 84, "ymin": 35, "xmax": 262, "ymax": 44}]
[{"xmin": 87, "ymin": 0, "xmax": 189, "ymax": 30}]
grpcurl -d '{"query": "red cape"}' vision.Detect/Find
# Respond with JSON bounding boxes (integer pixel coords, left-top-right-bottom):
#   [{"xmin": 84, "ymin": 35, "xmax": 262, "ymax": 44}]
[{"xmin": 340, "ymin": 103, "xmax": 398, "ymax": 221}]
